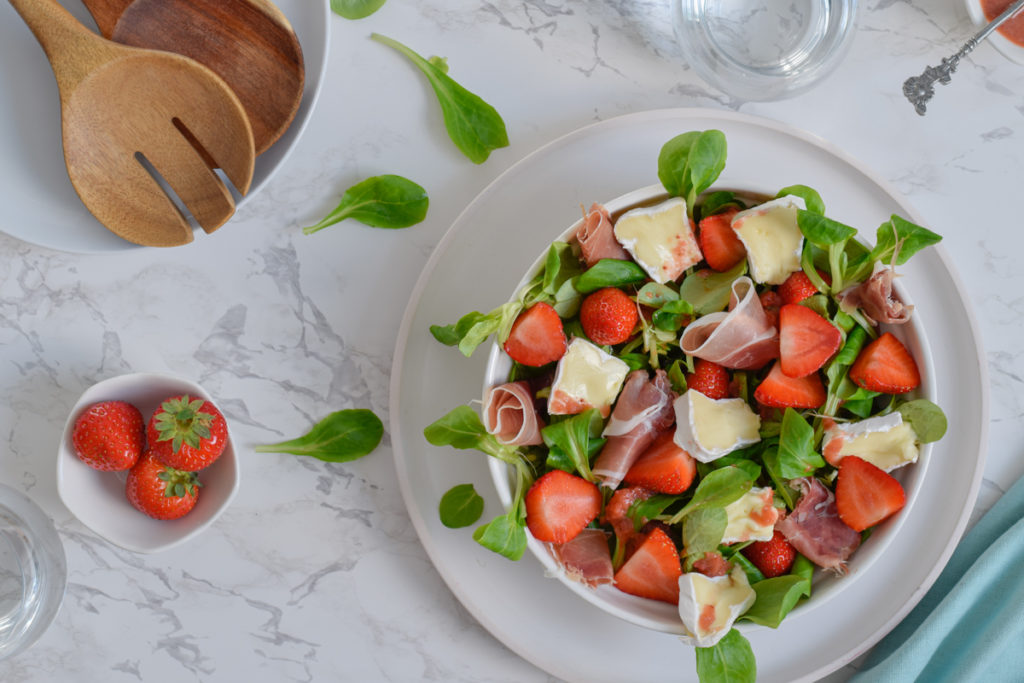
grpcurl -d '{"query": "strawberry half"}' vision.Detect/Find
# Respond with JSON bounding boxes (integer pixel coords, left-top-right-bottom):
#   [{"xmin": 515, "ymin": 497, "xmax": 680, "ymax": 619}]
[
  {"xmin": 623, "ymin": 430, "xmax": 697, "ymax": 495},
  {"xmin": 697, "ymin": 209, "xmax": 745, "ymax": 272},
  {"xmin": 503, "ymin": 302, "xmax": 568, "ymax": 367},
  {"xmin": 848, "ymin": 332, "xmax": 921, "ymax": 394},
  {"xmin": 741, "ymin": 530, "xmax": 796, "ymax": 578},
  {"xmin": 778, "ymin": 270, "xmax": 822, "ymax": 305},
  {"xmin": 524, "ymin": 470, "xmax": 601, "ymax": 544},
  {"xmin": 580, "ymin": 287, "xmax": 638, "ymax": 346},
  {"xmin": 754, "ymin": 360, "xmax": 826, "ymax": 409},
  {"xmin": 835, "ymin": 455, "xmax": 906, "ymax": 532},
  {"xmin": 613, "ymin": 526, "xmax": 682, "ymax": 604},
  {"xmin": 685, "ymin": 359, "xmax": 730, "ymax": 400},
  {"xmin": 779, "ymin": 303, "xmax": 842, "ymax": 378}
]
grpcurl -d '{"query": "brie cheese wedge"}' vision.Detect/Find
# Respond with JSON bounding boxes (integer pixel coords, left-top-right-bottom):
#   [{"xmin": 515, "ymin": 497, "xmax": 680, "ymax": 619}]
[
  {"xmin": 731, "ymin": 195, "xmax": 806, "ymax": 285},
  {"xmin": 673, "ymin": 389, "xmax": 761, "ymax": 463},
  {"xmin": 678, "ymin": 565, "xmax": 756, "ymax": 648},
  {"xmin": 822, "ymin": 413, "xmax": 919, "ymax": 471},
  {"xmin": 613, "ymin": 197, "xmax": 702, "ymax": 284},
  {"xmin": 722, "ymin": 486, "xmax": 779, "ymax": 544},
  {"xmin": 548, "ymin": 338, "xmax": 630, "ymax": 418}
]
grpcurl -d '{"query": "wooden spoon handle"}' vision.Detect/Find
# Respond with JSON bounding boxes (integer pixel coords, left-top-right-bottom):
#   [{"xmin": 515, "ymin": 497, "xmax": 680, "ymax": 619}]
[
  {"xmin": 7, "ymin": 0, "xmax": 119, "ymax": 90},
  {"xmin": 78, "ymin": 0, "xmax": 134, "ymax": 38}
]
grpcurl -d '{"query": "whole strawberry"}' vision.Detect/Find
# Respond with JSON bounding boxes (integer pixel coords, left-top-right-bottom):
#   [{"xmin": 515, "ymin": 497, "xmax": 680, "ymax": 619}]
[
  {"xmin": 580, "ymin": 287, "xmax": 638, "ymax": 346},
  {"xmin": 126, "ymin": 450, "xmax": 201, "ymax": 520},
  {"xmin": 71, "ymin": 400, "xmax": 145, "ymax": 471},
  {"xmin": 742, "ymin": 529, "xmax": 796, "ymax": 578},
  {"xmin": 147, "ymin": 395, "xmax": 228, "ymax": 471}
]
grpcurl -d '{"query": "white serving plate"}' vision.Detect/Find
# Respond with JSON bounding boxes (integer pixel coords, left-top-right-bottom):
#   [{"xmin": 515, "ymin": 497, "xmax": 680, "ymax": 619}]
[
  {"xmin": 0, "ymin": 0, "xmax": 330, "ymax": 253},
  {"xmin": 481, "ymin": 182, "xmax": 936, "ymax": 636},
  {"xmin": 390, "ymin": 109, "xmax": 988, "ymax": 682}
]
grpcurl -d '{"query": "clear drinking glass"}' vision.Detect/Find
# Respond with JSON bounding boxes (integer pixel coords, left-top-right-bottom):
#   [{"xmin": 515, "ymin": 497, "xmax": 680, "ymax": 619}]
[
  {"xmin": 0, "ymin": 484, "xmax": 67, "ymax": 661},
  {"xmin": 673, "ymin": 0, "xmax": 858, "ymax": 101}
]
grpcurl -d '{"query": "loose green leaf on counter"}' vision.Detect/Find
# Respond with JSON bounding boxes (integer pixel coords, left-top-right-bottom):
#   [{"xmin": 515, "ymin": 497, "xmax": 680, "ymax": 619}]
[
  {"xmin": 254, "ymin": 409, "xmax": 383, "ymax": 462},
  {"xmin": 304, "ymin": 174, "xmax": 428, "ymax": 234},
  {"xmin": 330, "ymin": 0, "xmax": 387, "ymax": 19},
  {"xmin": 370, "ymin": 33, "xmax": 509, "ymax": 164},
  {"xmin": 439, "ymin": 484, "xmax": 485, "ymax": 528}
]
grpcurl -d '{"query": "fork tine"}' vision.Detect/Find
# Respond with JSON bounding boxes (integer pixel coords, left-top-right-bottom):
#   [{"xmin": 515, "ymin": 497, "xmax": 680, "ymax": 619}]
[{"xmin": 139, "ymin": 124, "xmax": 236, "ymax": 234}]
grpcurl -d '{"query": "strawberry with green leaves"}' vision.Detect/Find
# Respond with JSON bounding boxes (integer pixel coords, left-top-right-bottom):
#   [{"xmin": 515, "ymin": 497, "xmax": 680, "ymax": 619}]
[
  {"xmin": 126, "ymin": 450, "xmax": 201, "ymax": 520},
  {"xmin": 148, "ymin": 395, "xmax": 228, "ymax": 471}
]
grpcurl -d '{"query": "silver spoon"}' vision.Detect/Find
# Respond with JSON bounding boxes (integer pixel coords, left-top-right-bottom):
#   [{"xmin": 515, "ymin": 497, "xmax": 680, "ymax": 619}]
[{"xmin": 903, "ymin": 0, "xmax": 1024, "ymax": 115}]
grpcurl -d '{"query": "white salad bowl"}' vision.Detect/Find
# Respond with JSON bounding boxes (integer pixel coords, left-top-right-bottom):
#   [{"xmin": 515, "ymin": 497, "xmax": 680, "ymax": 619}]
[
  {"xmin": 57, "ymin": 372, "xmax": 240, "ymax": 554},
  {"xmin": 483, "ymin": 183, "xmax": 936, "ymax": 635}
]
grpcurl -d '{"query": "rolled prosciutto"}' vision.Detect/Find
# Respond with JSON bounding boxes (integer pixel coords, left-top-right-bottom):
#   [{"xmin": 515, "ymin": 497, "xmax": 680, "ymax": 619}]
[
  {"xmin": 680, "ymin": 276, "xmax": 779, "ymax": 370},
  {"xmin": 592, "ymin": 370, "xmax": 676, "ymax": 489},
  {"xmin": 551, "ymin": 528, "xmax": 614, "ymax": 587},
  {"xmin": 776, "ymin": 477, "xmax": 861, "ymax": 573},
  {"xmin": 576, "ymin": 203, "xmax": 629, "ymax": 267},
  {"xmin": 482, "ymin": 381, "xmax": 545, "ymax": 446},
  {"xmin": 838, "ymin": 265, "xmax": 913, "ymax": 325}
]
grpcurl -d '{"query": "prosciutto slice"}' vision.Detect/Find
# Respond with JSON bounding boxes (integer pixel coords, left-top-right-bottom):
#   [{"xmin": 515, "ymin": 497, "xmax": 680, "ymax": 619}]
[
  {"xmin": 838, "ymin": 265, "xmax": 913, "ymax": 325},
  {"xmin": 482, "ymin": 381, "xmax": 545, "ymax": 446},
  {"xmin": 776, "ymin": 477, "xmax": 861, "ymax": 573},
  {"xmin": 680, "ymin": 276, "xmax": 779, "ymax": 370},
  {"xmin": 550, "ymin": 528, "xmax": 614, "ymax": 587},
  {"xmin": 592, "ymin": 370, "xmax": 675, "ymax": 489},
  {"xmin": 576, "ymin": 203, "xmax": 629, "ymax": 267}
]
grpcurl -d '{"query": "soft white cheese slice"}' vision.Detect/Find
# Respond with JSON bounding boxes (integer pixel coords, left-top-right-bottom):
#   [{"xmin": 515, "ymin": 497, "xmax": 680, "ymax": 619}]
[
  {"xmin": 612, "ymin": 197, "xmax": 702, "ymax": 284},
  {"xmin": 678, "ymin": 565, "xmax": 756, "ymax": 648},
  {"xmin": 673, "ymin": 389, "xmax": 761, "ymax": 463},
  {"xmin": 822, "ymin": 412, "xmax": 919, "ymax": 471},
  {"xmin": 548, "ymin": 338, "xmax": 630, "ymax": 418},
  {"xmin": 731, "ymin": 195, "xmax": 806, "ymax": 285},
  {"xmin": 721, "ymin": 486, "xmax": 779, "ymax": 544}
]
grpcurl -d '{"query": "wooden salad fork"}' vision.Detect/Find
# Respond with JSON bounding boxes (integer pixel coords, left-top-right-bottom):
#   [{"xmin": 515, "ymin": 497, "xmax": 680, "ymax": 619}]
[
  {"xmin": 81, "ymin": 0, "xmax": 305, "ymax": 155},
  {"xmin": 8, "ymin": 0, "xmax": 255, "ymax": 247}
]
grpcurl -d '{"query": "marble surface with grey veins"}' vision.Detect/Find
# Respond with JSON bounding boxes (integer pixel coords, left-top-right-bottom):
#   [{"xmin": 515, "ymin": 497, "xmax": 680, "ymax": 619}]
[{"xmin": 1, "ymin": 0, "xmax": 1023, "ymax": 681}]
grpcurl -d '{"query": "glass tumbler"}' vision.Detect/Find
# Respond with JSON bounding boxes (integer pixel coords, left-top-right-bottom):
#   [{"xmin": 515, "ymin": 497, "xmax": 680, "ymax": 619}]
[
  {"xmin": 673, "ymin": 0, "xmax": 858, "ymax": 101},
  {"xmin": 0, "ymin": 484, "xmax": 67, "ymax": 661}
]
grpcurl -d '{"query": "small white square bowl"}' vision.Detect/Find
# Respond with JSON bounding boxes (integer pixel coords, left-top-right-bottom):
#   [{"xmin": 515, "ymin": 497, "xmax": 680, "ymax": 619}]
[{"xmin": 57, "ymin": 372, "xmax": 240, "ymax": 553}]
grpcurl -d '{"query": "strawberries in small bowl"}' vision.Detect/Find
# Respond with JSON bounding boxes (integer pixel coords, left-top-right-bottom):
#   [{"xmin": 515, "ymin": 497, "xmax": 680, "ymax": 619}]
[{"xmin": 57, "ymin": 373, "xmax": 240, "ymax": 553}]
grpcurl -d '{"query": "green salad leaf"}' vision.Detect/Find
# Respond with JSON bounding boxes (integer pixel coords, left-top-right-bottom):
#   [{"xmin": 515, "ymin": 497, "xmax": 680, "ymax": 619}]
[
  {"xmin": 304, "ymin": 175, "xmax": 428, "ymax": 233},
  {"xmin": 254, "ymin": 409, "xmax": 383, "ymax": 462},
  {"xmin": 695, "ymin": 628, "xmax": 757, "ymax": 683},
  {"xmin": 777, "ymin": 184, "xmax": 825, "ymax": 215},
  {"xmin": 371, "ymin": 33, "xmax": 509, "ymax": 164},
  {"xmin": 678, "ymin": 261, "xmax": 747, "ymax": 315},
  {"xmin": 330, "ymin": 0, "xmax": 387, "ymax": 19},
  {"xmin": 740, "ymin": 574, "xmax": 812, "ymax": 628},
  {"xmin": 439, "ymin": 484, "xmax": 484, "ymax": 528},
  {"xmin": 658, "ymin": 130, "xmax": 728, "ymax": 212},
  {"xmin": 541, "ymin": 410, "xmax": 604, "ymax": 482},
  {"xmin": 575, "ymin": 259, "xmax": 647, "ymax": 293},
  {"xmin": 897, "ymin": 399, "xmax": 948, "ymax": 443}
]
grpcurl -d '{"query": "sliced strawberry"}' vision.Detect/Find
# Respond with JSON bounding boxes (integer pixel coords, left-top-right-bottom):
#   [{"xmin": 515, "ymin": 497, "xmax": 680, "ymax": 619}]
[
  {"xmin": 835, "ymin": 455, "xmax": 906, "ymax": 532},
  {"xmin": 779, "ymin": 303, "xmax": 842, "ymax": 378},
  {"xmin": 759, "ymin": 290, "xmax": 782, "ymax": 330},
  {"xmin": 580, "ymin": 287, "xmax": 638, "ymax": 346},
  {"xmin": 685, "ymin": 359, "xmax": 730, "ymax": 400},
  {"xmin": 623, "ymin": 430, "xmax": 697, "ymax": 495},
  {"xmin": 613, "ymin": 526, "xmax": 682, "ymax": 604},
  {"xmin": 754, "ymin": 360, "xmax": 826, "ymax": 409},
  {"xmin": 524, "ymin": 470, "xmax": 601, "ymax": 544},
  {"xmin": 848, "ymin": 332, "xmax": 920, "ymax": 394},
  {"xmin": 741, "ymin": 530, "xmax": 796, "ymax": 578},
  {"xmin": 503, "ymin": 302, "xmax": 567, "ymax": 367},
  {"xmin": 692, "ymin": 550, "xmax": 730, "ymax": 577},
  {"xmin": 698, "ymin": 208, "xmax": 745, "ymax": 272}
]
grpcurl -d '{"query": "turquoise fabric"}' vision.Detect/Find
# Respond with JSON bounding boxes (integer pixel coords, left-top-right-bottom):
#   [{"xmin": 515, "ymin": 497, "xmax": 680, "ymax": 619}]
[{"xmin": 851, "ymin": 473, "xmax": 1024, "ymax": 682}]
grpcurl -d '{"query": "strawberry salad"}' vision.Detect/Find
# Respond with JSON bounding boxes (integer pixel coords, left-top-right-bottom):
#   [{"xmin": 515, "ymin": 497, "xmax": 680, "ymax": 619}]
[{"xmin": 424, "ymin": 130, "xmax": 947, "ymax": 682}]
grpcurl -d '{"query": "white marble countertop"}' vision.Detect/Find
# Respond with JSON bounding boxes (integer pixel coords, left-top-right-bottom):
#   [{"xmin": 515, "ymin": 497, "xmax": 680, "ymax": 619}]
[{"xmin": 1, "ymin": 1, "xmax": 1022, "ymax": 681}]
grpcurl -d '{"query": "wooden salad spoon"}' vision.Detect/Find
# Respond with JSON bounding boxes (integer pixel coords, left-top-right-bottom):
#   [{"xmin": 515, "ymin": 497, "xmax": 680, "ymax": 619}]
[
  {"xmin": 9, "ymin": 0, "xmax": 255, "ymax": 247},
  {"xmin": 81, "ymin": 0, "xmax": 305, "ymax": 155}
]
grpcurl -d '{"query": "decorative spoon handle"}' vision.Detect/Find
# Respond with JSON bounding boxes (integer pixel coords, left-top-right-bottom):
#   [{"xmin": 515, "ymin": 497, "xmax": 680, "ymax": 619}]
[{"xmin": 903, "ymin": 0, "xmax": 1024, "ymax": 115}]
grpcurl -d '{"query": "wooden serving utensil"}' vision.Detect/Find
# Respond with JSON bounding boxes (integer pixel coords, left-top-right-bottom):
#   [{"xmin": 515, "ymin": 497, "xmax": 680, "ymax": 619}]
[
  {"xmin": 9, "ymin": 0, "xmax": 255, "ymax": 247},
  {"xmin": 82, "ymin": 0, "xmax": 305, "ymax": 155}
]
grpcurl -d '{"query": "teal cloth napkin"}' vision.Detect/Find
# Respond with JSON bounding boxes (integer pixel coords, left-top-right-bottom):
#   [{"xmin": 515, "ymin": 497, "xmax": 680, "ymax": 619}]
[{"xmin": 851, "ymin": 472, "xmax": 1024, "ymax": 682}]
